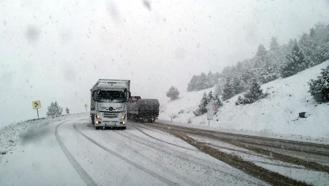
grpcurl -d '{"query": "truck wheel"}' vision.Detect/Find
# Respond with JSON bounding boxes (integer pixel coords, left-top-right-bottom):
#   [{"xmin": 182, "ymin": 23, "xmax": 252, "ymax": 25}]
[
  {"xmin": 95, "ymin": 126, "xmax": 100, "ymax": 130},
  {"xmin": 121, "ymin": 126, "xmax": 127, "ymax": 130}
]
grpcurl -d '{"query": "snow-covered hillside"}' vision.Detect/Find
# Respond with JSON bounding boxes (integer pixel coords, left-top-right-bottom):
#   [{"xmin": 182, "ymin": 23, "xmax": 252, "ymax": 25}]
[{"xmin": 159, "ymin": 60, "xmax": 329, "ymax": 143}]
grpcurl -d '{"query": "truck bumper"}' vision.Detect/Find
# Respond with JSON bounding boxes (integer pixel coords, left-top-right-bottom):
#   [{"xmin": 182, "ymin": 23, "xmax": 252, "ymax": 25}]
[
  {"xmin": 97, "ymin": 121, "xmax": 125, "ymax": 127},
  {"xmin": 95, "ymin": 119, "xmax": 126, "ymax": 128}
]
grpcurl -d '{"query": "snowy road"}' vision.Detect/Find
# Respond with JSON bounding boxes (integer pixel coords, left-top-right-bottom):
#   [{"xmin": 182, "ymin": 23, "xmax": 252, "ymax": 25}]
[
  {"xmin": 145, "ymin": 122, "xmax": 329, "ymax": 185},
  {"xmin": 0, "ymin": 114, "xmax": 267, "ymax": 186}
]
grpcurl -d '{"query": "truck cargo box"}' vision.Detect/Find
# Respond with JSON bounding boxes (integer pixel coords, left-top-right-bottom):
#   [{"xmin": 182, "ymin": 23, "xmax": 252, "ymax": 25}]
[{"xmin": 128, "ymin": 98, "xmax": 159, "ymax": 122}]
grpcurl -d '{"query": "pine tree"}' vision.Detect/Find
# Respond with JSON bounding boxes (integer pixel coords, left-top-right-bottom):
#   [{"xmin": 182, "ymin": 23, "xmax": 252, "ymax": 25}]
[
  {"xmin": 241, "ymin": 70, "xmax": 256, "ymax": 86},
  {"xmin": 309, "ymin": 65, "xmax": 329, "ymax": 103},
  {"xmin": 187, "ymin": 75, "xmax": 197, "ymax": 91},
  {"xmin": 199, "ymin": 92, "xmax": 208, "ymax": 113},
  {"xmin": 222, "ymin": 78, "xmax": 234, "ymax": 100},
  {"xmin": 207, "ymin": 91, "xmax": 214, "ymax": 100},
  {"xmin": 193, "ymin": 93, "xmax": 208, "ymax": 116},
  {"xmin": 214, "ymin": 84, "xmax": 222, "ymax": 97},
  {"xmin": 232, "ymin": 77, "xmax": 245, "ymax": 94},
  {"xmin": 244, "ymin": 81, "xmax": 265, "ymax": 101},
  {"xmin": 187, "ymin": 72, "xmax": 217, "ymax": 91},
  {"xmin": 47, "ymin": 101, "xmax": 63, "ymax": 118},
  {"xmin": 314, "ymin": 42, "xmax": 329, "ymax": 64},
  {"xmin": 235, "ymin": 96, "xmax": 245, "ymax": 105},
  {"xmin": 281, "ymin": 43, "xmax": 308, "ymax": 78},
  {"xmin": 254, "ymin": 42, "xmax": 278, "ymax": 84},
  {"xmin": 236, "ymin": 80, "xmax": 267, "ymax": 105},
  {"xmin": 256, "ymin": 44, "xmax": 267, "ymax": 57},
  {"xmin": 166, "ymin": 86, "xmax": 180, "ymax": 100},
  {"xmin": 299, "ymin": 33, "xmax": 318, "ymax": 65},
  {"xmin": 270, "ymin": 37, "xmax": 279, "ymax": 51},
  {"xmin": 213, "ymin": 94, "xmax": 223, "ymax": 112}
]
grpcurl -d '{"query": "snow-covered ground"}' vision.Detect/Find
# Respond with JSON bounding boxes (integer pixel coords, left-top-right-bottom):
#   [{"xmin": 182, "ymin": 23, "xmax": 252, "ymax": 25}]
[
  {"xmin": 191, "ymin": 135, "xmax": 329, "ymax": 186},
  {"xmin": 159, "ymin": 60, "xmax": 329, "ymax": 143},
  {"xmin": 0, "ymin": 117, "xmax": 55, "ymax": 156}
]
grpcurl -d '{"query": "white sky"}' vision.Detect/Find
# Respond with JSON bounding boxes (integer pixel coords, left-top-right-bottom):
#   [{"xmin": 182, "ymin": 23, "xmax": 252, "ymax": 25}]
[{"xmin": 1, "ymin": 0, "xmax": 329, "ymax": 127}]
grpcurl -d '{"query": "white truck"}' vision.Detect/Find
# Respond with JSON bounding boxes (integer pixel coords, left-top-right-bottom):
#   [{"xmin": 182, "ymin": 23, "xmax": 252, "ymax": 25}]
[{"xmin": 90, "ymin": 79, "xmax": 131, "ymax": 129}]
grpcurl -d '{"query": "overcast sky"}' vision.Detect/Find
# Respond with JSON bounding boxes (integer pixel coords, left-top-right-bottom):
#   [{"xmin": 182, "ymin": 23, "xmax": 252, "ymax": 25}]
[{"xmin": 1, "ymin": 0, "xmax": 329, "ymax": 127}]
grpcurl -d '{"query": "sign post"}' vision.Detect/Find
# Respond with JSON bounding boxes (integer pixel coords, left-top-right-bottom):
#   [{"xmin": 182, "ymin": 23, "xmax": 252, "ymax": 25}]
[
  {"xmin": 206, "ymin": 99, "xmax": 214, "ymax": 126},
  {"xmin": 32, "ymin": 100, "xmax": 41, "ymax": 119}
]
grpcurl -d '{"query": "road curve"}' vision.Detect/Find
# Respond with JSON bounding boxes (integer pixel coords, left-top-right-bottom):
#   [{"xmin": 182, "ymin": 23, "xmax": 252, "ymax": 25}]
[
  {"xmin": 55, "ymin": 121, "xmax": 98, "ymax": 186},
  {"xmin": 72, "ymin": 123, "xmax": 178, "ymax": 186},
  {"xmin": 0, "ymin": 114, "xmax": 268, "ymax": 186}
]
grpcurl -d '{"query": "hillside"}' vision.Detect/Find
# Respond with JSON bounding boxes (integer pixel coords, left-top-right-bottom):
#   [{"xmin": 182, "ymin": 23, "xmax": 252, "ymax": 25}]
[{"xmin": 159, "ymin": 60, "xmax": 329, "ymax": 143}]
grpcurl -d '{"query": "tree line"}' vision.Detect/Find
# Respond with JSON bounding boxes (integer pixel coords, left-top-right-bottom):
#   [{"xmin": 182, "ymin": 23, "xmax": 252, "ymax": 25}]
[{"xmin": 183, "ymin": 23, "xmax": 329, "ymax": 115}]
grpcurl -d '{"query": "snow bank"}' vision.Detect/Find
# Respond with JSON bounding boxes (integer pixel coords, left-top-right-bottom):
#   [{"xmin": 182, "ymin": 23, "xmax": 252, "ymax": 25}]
[
  {"xmin": 0, "ymin": 118, "xmax": 51, "ymax": 156},
  {"xmin": 159, "ymin": 60, "xmax": 329, "ymax": 143},
  {"xmin": 0, "ymin": 115, "xmax": 74, "ymax": 157}
]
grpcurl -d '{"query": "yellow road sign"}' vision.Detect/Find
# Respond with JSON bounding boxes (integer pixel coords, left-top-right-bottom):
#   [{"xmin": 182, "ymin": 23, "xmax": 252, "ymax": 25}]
[{"xmin": 32, "ymin": 100, "xmax": 41, "ymax": 109}]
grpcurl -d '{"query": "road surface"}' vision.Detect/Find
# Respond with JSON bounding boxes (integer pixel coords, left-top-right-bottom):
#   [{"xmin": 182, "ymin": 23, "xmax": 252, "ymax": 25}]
[{"xmin": 0, "ymin": 114, "xmax": 266, "ymax": 186}]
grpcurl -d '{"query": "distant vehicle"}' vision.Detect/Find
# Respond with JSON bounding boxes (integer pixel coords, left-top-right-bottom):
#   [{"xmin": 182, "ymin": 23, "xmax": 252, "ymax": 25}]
[
  {"xmin": 90, "ymin": 79, "xmax": 131, "ymax": 129},
  {"xmin": 128, "ymin": 96, "xmax": 159, "ymax": 123}
]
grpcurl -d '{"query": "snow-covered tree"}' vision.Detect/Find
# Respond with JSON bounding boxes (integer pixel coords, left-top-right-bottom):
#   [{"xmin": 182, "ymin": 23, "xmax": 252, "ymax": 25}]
[
  {"xmin": 236, "ymin": 80, "xmax": 267, "ymax": 105},
  {"xmin": 207, "ymin": 91, "xmax": 214, "ymax": 100},
  {"xmin": 222, "ymin": 78, "xmax": 235, "ymax": 101},
  {"xmin": 198, "ymin": 73, "xmax": 208, "ymax": 89},
  {"xmin": 270, "ymin": 37, "xmax": 280, "ymax": 51},
  {"xmin": 208, "ymin": 90, "xmax": 223, "ymax": 113},
  {"xmin": 194, "ymin": 91, "xmax": 223, "ymax": 116},
  {"xmin": 213, "ymin": 84, "xmax": 222, "ymax": 97},
  {"xmin": 232, "ymin": 77, "xmax": 244, "ymax": 94},
  {"xmin": 241, "ymin": 70, "xmax": 256, "ymax": 86},
  {"xmin": 188, "ymin": 24, "xmax": 329, "ymax": 108},
  {"xmin": 281, "ymin": 43, "xmax": 308, "ymax": 78},
  {"xmin": 245, "ymin": 81, "xmax": 266, "ymax": 101},
  {"xmin": 299, "ymin": 33, "xmax": 318, "ymax": 65},
  {"xmin": 213, "ymin": 94, "xmax": 223, "ymax": 113},
  {"xmin": 187, "ymin": 72, "xmax": 219, "ymax": 91},
  {"xmin": 47, "ymin": 101, "xmax": 63, "ymax": 118},
  {"xmin": 256, "ymin": 44, "xmax": 267, "ymax": 57},
  {"xmin": 309, "ymin": 65, "xmax": 329, "ymax": 103},
  {"xmin": 166, "ymin": 86, "xmax": 179, "ymax": 100},
  {"xmin": 235, "ymin": 96, "xmax": 245, "ymax": 105},
  {"xmin": 314, "ymin": 42, "xmax": 329, "ymax": 64},
  {"xmin": 187, "ymin": 75, "xmax": 197, "ymax": 91},
  {"xmin": 253, "ymin": 42, "xmax": 280, "ymax": 84},
  {"xmin": 193, "ymin": 93, "xmax": 208, "ymax": 116}
]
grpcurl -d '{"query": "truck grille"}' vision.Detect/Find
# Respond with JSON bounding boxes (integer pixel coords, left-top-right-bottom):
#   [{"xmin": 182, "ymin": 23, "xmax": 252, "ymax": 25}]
[{"xmin": 103, "ymin": 112, "xmax": 118, "ymax": 118}]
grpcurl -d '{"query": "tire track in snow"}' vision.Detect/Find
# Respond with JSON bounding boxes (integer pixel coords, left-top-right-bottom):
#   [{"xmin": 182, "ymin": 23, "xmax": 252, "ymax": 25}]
[
  {"xmin": 94, "ymin": 128, "xmax": 201, "ymax": 186},
  {"xmin": 136, "ymin": 124, "xmax": 291, "ymax": 160},
  {"xmin": 130, "ymin": 124, "xmax": 197, "ymax": 151},
  {"xmin": 151, "ymin": 122, "xmax": 329, "ymax": 157},
  {"xmin": 72, "ymin": 124, "xmax": 178, "ymax": 186},
  {"xmin": 55, "ymin": 122, "xmax": 98, "ymax": 186},
  {"xmin": 115, "ymin": 128, "xmax": 262, "ymax": 185}
]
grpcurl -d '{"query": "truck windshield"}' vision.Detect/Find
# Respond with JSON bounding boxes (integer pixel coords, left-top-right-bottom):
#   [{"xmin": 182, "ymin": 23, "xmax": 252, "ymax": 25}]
[{"xmin": 94, "ymin": 90, "xmax": 126, "ymax": 103}]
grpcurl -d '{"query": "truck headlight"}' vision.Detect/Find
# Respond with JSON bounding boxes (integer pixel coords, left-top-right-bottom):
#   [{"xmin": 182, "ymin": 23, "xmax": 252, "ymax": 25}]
[
  {"xmin": 121, "ymin": 113, "xmax": 126, "ymax": 124},
  {"xmin": 96, "ymin": 112, "xmax": 103, "ymax": 119}
]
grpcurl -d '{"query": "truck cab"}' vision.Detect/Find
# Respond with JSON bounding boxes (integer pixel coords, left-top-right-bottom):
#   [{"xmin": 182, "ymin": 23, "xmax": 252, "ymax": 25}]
[{"xmin": 90, "ymin": 79, "xmax": 130, "ymax": 129}]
